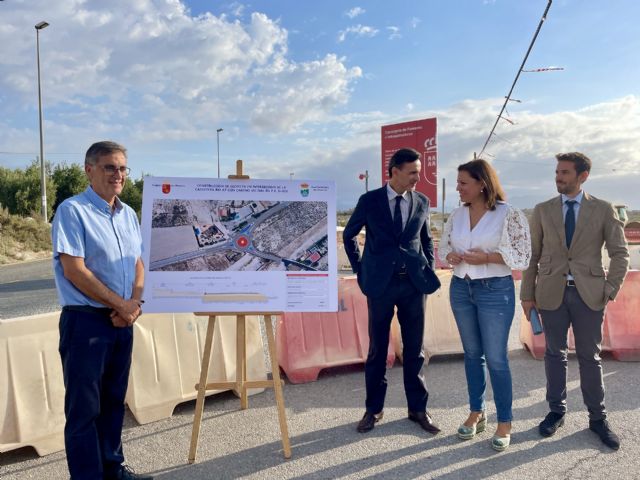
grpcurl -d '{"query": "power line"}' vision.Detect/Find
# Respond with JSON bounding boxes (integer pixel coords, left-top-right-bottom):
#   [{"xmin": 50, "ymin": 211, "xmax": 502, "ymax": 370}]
[{"xmin": 478, "ymin": 0, "xmax": 553, "ymax": 158}]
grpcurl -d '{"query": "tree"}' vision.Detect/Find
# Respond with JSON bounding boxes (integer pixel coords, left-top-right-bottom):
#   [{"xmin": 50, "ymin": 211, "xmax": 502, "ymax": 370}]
[
  {"xmin": 52, "ymin": 163, "xmax": 88, "ymax": 213},
  {"xmin": 0, "ymin": 160, "xmax": 56, "ymax": 220},
  {"xmin": 119, "ymin": 176, "xmax": 143, "ymax": 219}
]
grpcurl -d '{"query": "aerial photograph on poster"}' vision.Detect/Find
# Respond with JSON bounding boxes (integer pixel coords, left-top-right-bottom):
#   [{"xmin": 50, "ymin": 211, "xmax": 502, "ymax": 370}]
[{"xmin": 149, "ymin": 199, "xmax": 329, "ymax": 272}]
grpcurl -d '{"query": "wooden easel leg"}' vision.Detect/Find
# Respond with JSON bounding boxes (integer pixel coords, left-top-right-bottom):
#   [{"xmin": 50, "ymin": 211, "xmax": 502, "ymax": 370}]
[
  {"xmin": 264, "ymin": 315, "xmax": 292, "ymax": 459},
  {"xmin": 188, "ymin": 315, "xmax": 216, "ymax": 464},
  {"xmin": 237, "ymin": 314, "xmax": 248, "ymax": 409}
]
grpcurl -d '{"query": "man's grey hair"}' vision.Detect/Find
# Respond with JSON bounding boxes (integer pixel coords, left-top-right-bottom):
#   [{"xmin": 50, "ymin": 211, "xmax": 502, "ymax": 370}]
[{"xmin": 85, "ymin": 141, "xmax": 127, "ymax": 166}]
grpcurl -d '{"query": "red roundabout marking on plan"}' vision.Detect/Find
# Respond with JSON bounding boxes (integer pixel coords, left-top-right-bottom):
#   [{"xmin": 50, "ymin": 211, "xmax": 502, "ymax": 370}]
[{"xmin": 236, "ymin": 236, "xmax": 249, "ymax": 248}]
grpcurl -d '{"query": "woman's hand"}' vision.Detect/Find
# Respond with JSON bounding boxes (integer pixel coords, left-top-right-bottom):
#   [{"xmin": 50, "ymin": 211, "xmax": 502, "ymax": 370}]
[
  {"xmin": 446, "ymin": 252, "xmax": 464, "ymax": 266},
  {"xmin": 462, "ymin": 248, "xmax": 490, "ymax": 265}
]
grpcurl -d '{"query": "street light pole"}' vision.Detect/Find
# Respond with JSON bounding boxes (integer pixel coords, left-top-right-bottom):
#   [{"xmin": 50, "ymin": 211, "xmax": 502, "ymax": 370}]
[
  {"xmin": 216, "ymin": 128, "xmax": 223, "ymax": 178},
  {"xmin": 35, "ymin": 21, "xmax": 49, "ymax": 221}
]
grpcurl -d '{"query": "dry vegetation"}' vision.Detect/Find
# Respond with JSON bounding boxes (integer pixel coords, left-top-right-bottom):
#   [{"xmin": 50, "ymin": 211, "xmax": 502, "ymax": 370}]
[{"xmin": 0, "ymin": 208, "xmax": 52, "ymax": 264}]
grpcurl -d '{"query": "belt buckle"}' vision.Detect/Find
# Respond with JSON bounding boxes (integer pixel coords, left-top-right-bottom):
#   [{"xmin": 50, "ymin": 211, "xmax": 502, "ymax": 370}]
[{"xmin": 566, "ymin": 279, "xmax": 576, "ymax": 287}]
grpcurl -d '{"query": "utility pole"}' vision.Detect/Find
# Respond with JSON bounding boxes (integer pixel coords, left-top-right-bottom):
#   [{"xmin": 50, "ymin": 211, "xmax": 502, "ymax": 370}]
[
  {"xmin": 216, "ymin": 128, "xmax": 223, "ymax": 178},
  {"xmin": 442, "ymin": 177, "xmax": 446, "ymax": 233},
  {"xmin": 359, "ymin": 170, "xmax": 369, "ymax": 192},
  {"xmin": 35, "ymin": 21, "xmax": 49, "ymax": 221}
]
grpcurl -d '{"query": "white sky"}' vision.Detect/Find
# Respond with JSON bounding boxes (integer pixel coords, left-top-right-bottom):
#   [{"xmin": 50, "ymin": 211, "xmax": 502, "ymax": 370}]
[{"xmin": 1, "ymin": 0, "xmax": 639, "ymax": 210}]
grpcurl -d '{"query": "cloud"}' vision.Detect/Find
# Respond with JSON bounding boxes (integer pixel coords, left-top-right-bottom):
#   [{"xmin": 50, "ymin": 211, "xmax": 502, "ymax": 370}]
[
  {"xmin": 345, "ymin": 7, "xmax": 365, "ymax": 19},
  {"xmin": 242, "ymin": 95, "xmax": 640, "ymax": 210},
  {"xmin": 337, "ymin": 24, "xmax": 379, "ymax": 43},
  {"xmin": 0, "ymin": 1, "xmax": 361, "ymax": 142},
  {"xmin": 386, "ymin": 26, "xmax": 401, "ymax": 40},
  {"xmin": 410, "ymin": 17, "xmax": 421, "ymax": 29},
  {"xmin": 228, "ymin": 2, "xmax": 246, "ymax": 17}
]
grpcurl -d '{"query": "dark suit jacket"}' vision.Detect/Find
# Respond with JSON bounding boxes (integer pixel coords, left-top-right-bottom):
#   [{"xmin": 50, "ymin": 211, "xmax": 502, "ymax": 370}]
[{"xmin": 343, "ymin": 186, "xmax": 441, "ymax": 298}]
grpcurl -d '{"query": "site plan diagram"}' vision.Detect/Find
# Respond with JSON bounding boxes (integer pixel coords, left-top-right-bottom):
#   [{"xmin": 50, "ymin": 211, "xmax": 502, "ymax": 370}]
[{"xmin": 140, "ymin": 177, "xmax": 337, "ymax": 312}]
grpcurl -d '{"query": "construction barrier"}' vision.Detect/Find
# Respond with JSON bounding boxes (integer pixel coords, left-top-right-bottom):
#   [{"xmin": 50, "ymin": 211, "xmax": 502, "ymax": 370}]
[
  {"xmin": 520, "ymin": 270, "xmax": 640, "ymax": 361},
  {"xmin": 603, "ymin": 270, "xmax": 640, "ymax": 361},
  {"xmin": 277, "ymin": 276, "xmax": 395, "ymax": 384},
  {"xmin": 391, "ymin": 270, "xmax": 461, "ymax": 363},
  {"xmin": 127, "ymin": 313, "xmax": 267, "ymax": 424},
  {"xmin": 0, "ymin": 311, "xmax": 267, "ymax": 456},
  {"xmin": 0, "ymin": 313, "xmax": 64, "ymax": 456}
]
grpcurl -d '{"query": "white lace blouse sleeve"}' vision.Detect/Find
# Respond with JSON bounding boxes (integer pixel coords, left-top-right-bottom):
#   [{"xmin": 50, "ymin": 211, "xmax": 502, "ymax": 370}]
[
  {"xmin": 498, "ymin": 205, "xmax": 531, "ymax": 270},
  {"xmin": 437, "ymin": 208, "xmax": 457, "ymax": 262}
]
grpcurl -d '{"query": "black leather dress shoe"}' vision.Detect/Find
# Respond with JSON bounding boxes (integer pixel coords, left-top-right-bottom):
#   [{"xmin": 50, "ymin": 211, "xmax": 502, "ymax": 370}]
[
  {"xmin": 108, "ymin": 465, "xmax": 154, "ymax": 480},
  {"xmin": 539, "ymin": 411, "xmax": 565, "ymax": 437},
  {"xmin": 357, "ymin": 411, "xmax": 383, "ymax": 433},
  {"xmin": 408, "ymin": 411, "xmax": 441, "ymax": 434},
  {"xmin": 589, "ymin": 419, "xmax": 620, "ymax": 450}
]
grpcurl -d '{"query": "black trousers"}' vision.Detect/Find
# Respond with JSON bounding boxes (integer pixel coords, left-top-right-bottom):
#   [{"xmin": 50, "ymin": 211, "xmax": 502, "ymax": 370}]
[
  {"xmin": 365, "ymin": 275, "xmax": 428, "ymax": 414},
  {"xmin": 59, "ymin": 307, "xmax": 133, "ymax": 480}
]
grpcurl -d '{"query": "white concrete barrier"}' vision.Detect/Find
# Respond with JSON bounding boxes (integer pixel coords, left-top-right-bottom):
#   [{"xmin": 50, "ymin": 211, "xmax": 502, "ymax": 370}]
[{"xmin": 0, "ymin": 311, "xmax": 267, "ymax": 455}]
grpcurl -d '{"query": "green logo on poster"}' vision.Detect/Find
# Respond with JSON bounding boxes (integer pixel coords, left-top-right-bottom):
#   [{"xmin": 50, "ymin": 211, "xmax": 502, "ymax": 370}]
[{"xmin": 300, "ymin": 183, "xmax": 309, "ymax": 197}]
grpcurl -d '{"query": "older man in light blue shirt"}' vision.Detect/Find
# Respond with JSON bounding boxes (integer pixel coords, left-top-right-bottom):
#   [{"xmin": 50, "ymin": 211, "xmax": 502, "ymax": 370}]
[{"xmin": 52, "ymin": 141, "xmax": 150, "ymax": 480}]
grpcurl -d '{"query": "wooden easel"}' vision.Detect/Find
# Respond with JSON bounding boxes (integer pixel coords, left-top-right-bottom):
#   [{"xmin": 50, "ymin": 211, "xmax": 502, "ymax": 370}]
[{"xmin": 188, "ymin": 161, "xmax": 292, "ymax": 463}]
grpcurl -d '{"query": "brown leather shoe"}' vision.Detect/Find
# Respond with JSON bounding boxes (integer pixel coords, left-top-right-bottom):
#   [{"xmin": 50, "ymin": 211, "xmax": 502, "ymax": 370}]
[
  {"xmin": 357, "ymin": 411, "xmax": 383, "ymax": 433},
  {"xmin": 408, "ymin": 410, "xmax": 441, "ymax": 434}
]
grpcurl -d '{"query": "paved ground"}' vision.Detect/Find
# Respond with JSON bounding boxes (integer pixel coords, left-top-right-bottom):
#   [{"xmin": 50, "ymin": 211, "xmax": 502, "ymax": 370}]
[
  {"xmin": 1, "ymin": 347, "xmax": 638, "ymax": 480},
  {"xmin": 2, "ymin": 260, "xmax": 638, "ymax": 479},
  {"xmin": 0, "ymin": 258, "xmax": 57, "ymax": 319}
]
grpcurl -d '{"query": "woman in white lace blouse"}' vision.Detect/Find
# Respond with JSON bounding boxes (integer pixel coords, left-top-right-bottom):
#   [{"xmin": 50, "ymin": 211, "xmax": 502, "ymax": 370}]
[{"xmin": 439, "ymin": 159, "xmax": 531, "ymax": 451}]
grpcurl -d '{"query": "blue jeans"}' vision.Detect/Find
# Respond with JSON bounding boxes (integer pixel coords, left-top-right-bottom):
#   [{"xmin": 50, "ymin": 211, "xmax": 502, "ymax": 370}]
[{"xmin": 449, "ymin": 275, "xmax": 515, "ymax": 422}]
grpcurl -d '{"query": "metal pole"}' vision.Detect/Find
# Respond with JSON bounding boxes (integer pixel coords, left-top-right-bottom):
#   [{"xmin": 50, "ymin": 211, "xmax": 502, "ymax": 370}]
[
  {"xmin": 365, "ymin": 169, "xmax": 369, "ymax": 192},
  {"xmin": 216, "ymin": 128, "xmax": 222, "ymax": 178},
  {"xmin": 442, "ymin": 177, "xmax": 445, "ymax": 232},
  {"xmin": 35, "ymin": 21, "xmax": 49, "ymax": 221}
]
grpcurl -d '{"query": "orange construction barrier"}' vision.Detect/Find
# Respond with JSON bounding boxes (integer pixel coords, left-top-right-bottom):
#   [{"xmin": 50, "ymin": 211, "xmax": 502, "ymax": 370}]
[
  {"xmin": 603, "ymin": 270, "xmax": 640, "ymax": 361},
  {"xmin": 521, "ymin": 270, "xmax": 640, "ymax": 360},
  {"xmin": 276, "ymin": 276, "xmax": 395, "ymax": 384}
]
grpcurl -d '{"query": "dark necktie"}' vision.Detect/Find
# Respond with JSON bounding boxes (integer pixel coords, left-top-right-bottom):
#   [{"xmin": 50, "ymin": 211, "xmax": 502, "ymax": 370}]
[
  {"xmin": 565, "ymin": 200, "xmax": 577, "ymax": 248},
  {"xmin": 394, "ymin": 195, "xmax": 403, "ymax": 236}
]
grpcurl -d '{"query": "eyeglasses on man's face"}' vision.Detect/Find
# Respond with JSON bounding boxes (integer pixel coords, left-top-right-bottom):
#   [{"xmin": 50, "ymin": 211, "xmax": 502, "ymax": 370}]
[{"xmin": 98, "ymin": 164, "xmax": 131, "ymax": 176}]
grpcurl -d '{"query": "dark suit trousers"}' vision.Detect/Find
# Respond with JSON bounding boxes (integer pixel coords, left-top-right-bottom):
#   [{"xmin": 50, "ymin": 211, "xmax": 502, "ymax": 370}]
[
  {"xmin": 365, "ymin": 275, "xmax": 428, "ymax": 414},
  {"xmin": 540, "ymin": 286, "xmax": 606, "ymax": 420},
  {"xmin": 59, "ymin": 307, "xmax": 133, "ymax": 480}
]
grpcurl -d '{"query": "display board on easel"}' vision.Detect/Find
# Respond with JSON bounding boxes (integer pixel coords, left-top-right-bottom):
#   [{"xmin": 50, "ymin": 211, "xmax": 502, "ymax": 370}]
[
  {"xmin": 185, "ymin": 161, "xmax": 294, "ymax": 462},
  {"xmin": 139, "ymin": 174, "xmax": 338, "ymax": 312}
]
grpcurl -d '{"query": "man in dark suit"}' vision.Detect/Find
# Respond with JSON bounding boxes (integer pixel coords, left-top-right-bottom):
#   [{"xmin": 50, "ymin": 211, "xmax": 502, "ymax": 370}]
[
  {"xmin": 521, "ymin": 152, "xmax": 629, "ymax": 450},
  {"xmin": 343, "ymin": 147, "xmax": 441, "ymax": 434}
]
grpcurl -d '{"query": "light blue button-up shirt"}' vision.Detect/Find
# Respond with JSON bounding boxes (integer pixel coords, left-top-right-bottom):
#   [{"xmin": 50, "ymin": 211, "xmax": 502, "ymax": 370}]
[{"xmin": 52, "ymin": 186, "xmax": 142, "ymax": 307}]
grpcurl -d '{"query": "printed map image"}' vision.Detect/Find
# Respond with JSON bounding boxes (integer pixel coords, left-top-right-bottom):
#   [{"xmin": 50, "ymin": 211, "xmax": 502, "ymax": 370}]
[{"xmin": 150, "ymin": 199, "xmax": 328, "ymax": 272}]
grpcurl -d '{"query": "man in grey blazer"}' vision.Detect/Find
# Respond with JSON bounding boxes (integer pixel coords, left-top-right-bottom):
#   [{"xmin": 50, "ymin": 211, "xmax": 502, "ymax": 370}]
[
  {"xmin": 521, "ymin": 152, "xmax": 629, "ymax": 450},
  {"xmin": 343, "ymin": 148, "xmax": 441, "ymax": 434}
]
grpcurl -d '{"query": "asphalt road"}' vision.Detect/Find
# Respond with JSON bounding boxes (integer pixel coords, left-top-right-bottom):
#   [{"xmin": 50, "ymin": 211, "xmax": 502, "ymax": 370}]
[
  {"xmin": 2, "ymin": 261, "xmax": 638, "ymax": 479},
  {"xmin": 1, "ymin": 351, "xmax": 638, "ymax": 480},
  {"xmin": 0, "ymin": 258, "xmax": 58, "ymax": 319}
]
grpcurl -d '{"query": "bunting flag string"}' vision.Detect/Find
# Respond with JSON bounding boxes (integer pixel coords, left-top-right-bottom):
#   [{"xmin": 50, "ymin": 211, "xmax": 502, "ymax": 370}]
[
  {"xmin": 478, "ymin": 0, "xmax": 553, "ymax": 159},
  {"xmin": 522, "ymin": 66, "xmax": 564, "ymax": 72},
  {"xmin": 499, "ymin": 115, "xmax": 515, "ymax": 125}
]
